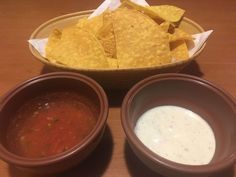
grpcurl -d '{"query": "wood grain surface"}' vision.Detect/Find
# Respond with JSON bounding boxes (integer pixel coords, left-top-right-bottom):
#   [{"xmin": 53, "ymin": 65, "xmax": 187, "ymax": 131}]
[{"xmin": 0, "ymin": 0, "xmax": 236, "ymax": 177}]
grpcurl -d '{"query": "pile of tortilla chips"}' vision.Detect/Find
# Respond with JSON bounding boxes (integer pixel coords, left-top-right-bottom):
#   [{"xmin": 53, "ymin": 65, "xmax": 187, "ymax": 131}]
[{"xmin": 46, "ymin": 0, "xmax": 193, "ymax": 69}]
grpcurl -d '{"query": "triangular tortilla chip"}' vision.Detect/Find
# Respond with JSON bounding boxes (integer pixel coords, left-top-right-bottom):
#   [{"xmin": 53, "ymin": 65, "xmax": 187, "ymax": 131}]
[
  {"xmin": 46, "ymin": 26, "xmax": 108, "ymax": 69},
  {"xmin": 146, "ymin": 5, "xmax": 185, "ymax": 23},
  {"xmin": 112, "ymin": 8, "xmax": 171, "ymax": 68}
]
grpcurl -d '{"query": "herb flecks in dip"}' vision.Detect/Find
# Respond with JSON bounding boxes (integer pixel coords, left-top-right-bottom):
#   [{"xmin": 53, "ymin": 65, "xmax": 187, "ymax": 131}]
[
  {"xmin": 6, "ymin": 91, "xmax": 97, "ymax": 158},
  {"xmin": 135, "ymin": 105, "xmax": 216, "ymax": 165}
]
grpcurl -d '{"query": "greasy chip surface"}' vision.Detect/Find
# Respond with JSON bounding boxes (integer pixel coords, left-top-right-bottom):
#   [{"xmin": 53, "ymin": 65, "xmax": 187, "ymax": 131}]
[
  {"xmin": 146, "ymin": 5, "xmax": 185, "ymax": 23},
  {"xmin": 112, "ymin": 8, "xmax": 171, "ymax": 68},
  {"xmin": 171, "ymin": 40, "xmax": 189, "ymax": 61},
  {"xmin": 46, "ymin": 26, "xmax": 108, "ymax": 69}
]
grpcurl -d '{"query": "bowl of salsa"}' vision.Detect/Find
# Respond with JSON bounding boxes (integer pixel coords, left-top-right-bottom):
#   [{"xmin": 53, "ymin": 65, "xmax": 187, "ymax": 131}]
[{"xmin": 0, "ymin": 72, "xmax": 108, "ymax": 173}]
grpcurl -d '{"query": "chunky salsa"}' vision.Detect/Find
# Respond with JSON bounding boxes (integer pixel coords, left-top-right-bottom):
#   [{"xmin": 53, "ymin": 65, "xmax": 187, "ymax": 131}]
[{"xmin": 6, "ymin": 91, "xmax": 98, "ymax": 158}]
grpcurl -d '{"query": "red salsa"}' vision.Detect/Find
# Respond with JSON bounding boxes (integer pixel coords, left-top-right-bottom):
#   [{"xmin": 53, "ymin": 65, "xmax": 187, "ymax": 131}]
[{"xmin": 6, "ymin": 91, "xmax": 98, "ymax": 158}]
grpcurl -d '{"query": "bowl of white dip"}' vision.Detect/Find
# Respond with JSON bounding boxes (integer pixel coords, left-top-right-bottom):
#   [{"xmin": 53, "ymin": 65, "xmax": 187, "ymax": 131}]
[{"xmin": 121, "ymin": 73, "xmax": 236, "ymax": 177}]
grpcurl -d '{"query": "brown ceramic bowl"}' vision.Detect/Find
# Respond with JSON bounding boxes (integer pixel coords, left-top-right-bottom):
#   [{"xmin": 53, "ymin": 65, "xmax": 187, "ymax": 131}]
[
  {"xmin": 0, "ymin": 72, "xmax": 108, "ymax": 173},
  {"xmin": 121, "ymin": 73, "xmax": 236, "ymax": 177}
]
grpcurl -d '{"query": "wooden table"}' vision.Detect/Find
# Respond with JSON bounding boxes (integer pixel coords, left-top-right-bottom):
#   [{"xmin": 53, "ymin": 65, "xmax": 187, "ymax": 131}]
[{"xmin": 0, "ymin": 0, "xmax": 236, "ymax": 176}]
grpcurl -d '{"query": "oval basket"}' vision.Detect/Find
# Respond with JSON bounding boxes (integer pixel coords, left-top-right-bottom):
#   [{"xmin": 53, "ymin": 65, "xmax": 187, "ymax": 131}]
[{"xmin": 29, "ymin": 10, "xmax": 205, "ymax": 89}]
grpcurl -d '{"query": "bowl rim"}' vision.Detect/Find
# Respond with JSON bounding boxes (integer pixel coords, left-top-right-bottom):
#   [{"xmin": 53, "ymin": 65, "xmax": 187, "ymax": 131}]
[
  {"xmin": 0, "ymin": 72, "xmax": 108, "ymax": 167},
  {"xmin": 29, "ymin": 10, "xmax": 206, "ymax": 72},
  {"xmin": 121, "ymin": 73, "xmax": 236, "ymax": 175}
]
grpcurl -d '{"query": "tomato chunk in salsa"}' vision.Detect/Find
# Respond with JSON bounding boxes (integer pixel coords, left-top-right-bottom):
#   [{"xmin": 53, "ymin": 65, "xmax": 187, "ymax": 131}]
[{"xmin": 6, "ymin": 91, "xmax": 97, "ymax": 158}]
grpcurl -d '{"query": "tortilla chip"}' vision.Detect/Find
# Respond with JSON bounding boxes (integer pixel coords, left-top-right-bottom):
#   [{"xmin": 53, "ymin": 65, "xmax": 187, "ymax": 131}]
[
  {"xmin": 121, "ymin": 1, "xmax": 184, "ymax": 22},
  {"xmin": 112, "ymin": 7, "xmax": 171, "ymax": 68},
  {"xmin": 160, "ymin": 21, "xmax": 170, "ymax": 32},
  {"xmin": 121, "ymin": 0, "xmax": 160, "ymax": 20},
  {"xmin": 97, "ymin": 12, "xmax": 117, "ymax": 58},
  {"xmin": 45, "ymin": 29, "xmax": 62, "ymax": 63},
  {"xmin": 146, "ymin": 5, "xmax": 185, "ymax": 23},
  {"xmin": 169, "ymin": 28, "xmax": 193, "ymax": 42},
  {"xmin": 76, "ymin": 14, "xmax": 103, "ymax": 35},
  {"xmin": 171, "ymin": 40, "xmax": 189, "ymax": 61},
  {"xmin": 107, "ymin": 57, "xmax": 118, "ymax": 68},
  {"xmin": 46, "ymin": 26, "xmax": 108, "ymax": 69}
]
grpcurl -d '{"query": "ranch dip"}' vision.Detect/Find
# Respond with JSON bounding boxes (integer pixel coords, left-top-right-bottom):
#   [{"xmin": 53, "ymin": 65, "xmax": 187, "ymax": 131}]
[{"xmin": 134, "ymin": 105, "xmax": 215, "ymax": 165}]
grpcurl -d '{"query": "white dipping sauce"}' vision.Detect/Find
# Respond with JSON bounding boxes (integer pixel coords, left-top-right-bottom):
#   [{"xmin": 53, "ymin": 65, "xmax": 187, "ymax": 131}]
[{"xmin": 135, "ymin": 105, "xmax": 216, "ymax": 165}]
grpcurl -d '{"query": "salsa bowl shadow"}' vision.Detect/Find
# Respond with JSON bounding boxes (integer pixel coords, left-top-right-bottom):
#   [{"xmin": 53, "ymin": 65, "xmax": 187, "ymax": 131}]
[
  {"xmin": 121, "ymin": 73, "xmax": 236, "ymax": 177},
  {"xmin": 0, "ymin": 72, "xmax": 108, "ymax": 173}
]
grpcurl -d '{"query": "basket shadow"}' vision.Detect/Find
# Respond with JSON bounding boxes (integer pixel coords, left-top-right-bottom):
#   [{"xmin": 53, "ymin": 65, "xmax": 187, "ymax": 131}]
[
  {"xmin": 105, "ymin": 89, "xmax": 128, "ymax": 107},
  {"xmin": 40, "ymin": 65, "xmax": 60, "ymax": 74},
  {"xmin": 180, "ymin": 60, "xmax": 204, "ymax": 77},
  {"xmin": 8, "ymin": 125, "xmax": 113, "ymax": 177}
]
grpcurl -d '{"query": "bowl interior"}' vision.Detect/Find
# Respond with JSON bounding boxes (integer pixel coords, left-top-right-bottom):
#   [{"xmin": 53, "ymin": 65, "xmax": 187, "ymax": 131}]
[
  {"xmin": 0, "ymin": 75, "xmax": 102, "ymax": 154},
  {"xmin": 126, "ymin": 75, "xmax": 236, "ymax": 164}
]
